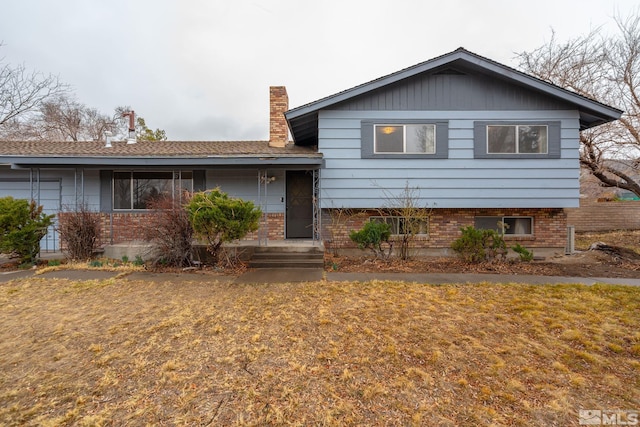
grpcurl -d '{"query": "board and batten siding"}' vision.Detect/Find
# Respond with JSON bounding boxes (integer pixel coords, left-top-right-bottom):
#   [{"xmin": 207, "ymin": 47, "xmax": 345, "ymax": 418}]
[{"xmin": 318, "ymin": 110, "xmax": 581, "ymax": 209}]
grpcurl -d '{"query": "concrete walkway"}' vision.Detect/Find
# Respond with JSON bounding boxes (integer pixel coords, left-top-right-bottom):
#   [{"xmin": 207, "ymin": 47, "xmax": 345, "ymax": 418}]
[{"xmin": 2, "ymin": 267, "xmax": 640, "ymax": 286}]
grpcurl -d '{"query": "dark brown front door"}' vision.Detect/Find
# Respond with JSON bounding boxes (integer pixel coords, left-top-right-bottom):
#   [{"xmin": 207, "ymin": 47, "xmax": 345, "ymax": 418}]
[{"xmin": 286, "ymin": 170, "xmax": 313, "ymax": 238}]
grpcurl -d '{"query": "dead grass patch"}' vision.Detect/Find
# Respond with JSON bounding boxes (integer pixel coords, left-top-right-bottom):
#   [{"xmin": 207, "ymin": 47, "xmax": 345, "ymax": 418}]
[{"xmin": 0, "ymin": 277, "xmax": 638, "ymax": 425}]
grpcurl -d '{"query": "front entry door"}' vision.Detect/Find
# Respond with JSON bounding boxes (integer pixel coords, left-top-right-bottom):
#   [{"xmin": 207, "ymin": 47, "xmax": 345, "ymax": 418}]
[{"xmin": 286, "ymin": 170, "xmax": 313, "ymax": 239}]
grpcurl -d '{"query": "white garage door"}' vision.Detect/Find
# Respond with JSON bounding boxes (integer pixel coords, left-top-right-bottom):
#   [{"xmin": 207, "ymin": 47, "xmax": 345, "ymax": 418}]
[{"xmin": 0, "ymin": 179, "xmax": 61, "ymax": 251}]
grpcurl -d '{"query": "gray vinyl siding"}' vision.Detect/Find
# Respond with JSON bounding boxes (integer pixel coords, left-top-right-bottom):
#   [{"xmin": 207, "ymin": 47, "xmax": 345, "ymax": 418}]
[
  {"xmin": 206, "ymin": 169, "xmax": 286, "ymax": 214},
  {"xmin": 318, "ymin": 109, "xmax": 581, "ymax": 209}
]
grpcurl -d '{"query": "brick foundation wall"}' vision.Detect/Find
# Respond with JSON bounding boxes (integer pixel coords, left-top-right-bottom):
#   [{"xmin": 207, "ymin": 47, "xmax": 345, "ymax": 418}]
[
  {"xmin": 322, "ymin": 208, "xmax": 567, "ymax": 250},
  {"xmin": 565, "ymin": 198, "xmax": 640, "ymax": 232}
]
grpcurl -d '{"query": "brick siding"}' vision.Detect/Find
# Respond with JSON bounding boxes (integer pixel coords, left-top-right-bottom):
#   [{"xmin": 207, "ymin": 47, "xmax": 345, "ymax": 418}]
[
  {"xmin": 565, "ymin": 198, "xmax": 640, "ymax": 232},
  {"xmin": 322, "ymin": 208, "xmax": 567, "ymax": 250},
  {"xmin": 59, "ymin": 212, "xmax": 286, "ymax": 247}
]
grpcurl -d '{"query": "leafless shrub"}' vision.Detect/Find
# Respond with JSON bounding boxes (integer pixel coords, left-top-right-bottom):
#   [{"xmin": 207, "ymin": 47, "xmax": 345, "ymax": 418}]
[
  {"xmin": 142, "ymin": 195, "xmax": 193, "ymax": 267},
  {"xmin": 57, "ymin": 204, "xmax": 101, "ymax": 260}
]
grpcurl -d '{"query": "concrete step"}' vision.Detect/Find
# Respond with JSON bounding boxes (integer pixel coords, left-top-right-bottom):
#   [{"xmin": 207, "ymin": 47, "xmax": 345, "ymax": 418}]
[
  {"xmin": 250, "ymin": 252, "xmax": 324, "ymax": 261},
  {"xmin": 248, "ymin": 259, "xmax": 324, "ymax": 269},
  {"xmin": 248, "ymin": 248, "xmax": 324, "ymax": 269}
]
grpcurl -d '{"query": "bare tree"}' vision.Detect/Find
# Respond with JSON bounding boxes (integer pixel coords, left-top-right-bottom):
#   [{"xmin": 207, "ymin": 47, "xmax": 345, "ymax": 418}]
[
  {"xmin": 378, "ymin": 181, "xmax": 433, "ymax": 261},
  {"xmin": 0, "ymin": 51, "xmax": 67, "ymax": 137},
  {"xmin": 516, "ymin": 11, "xmax": 640, "ymax": 197}
]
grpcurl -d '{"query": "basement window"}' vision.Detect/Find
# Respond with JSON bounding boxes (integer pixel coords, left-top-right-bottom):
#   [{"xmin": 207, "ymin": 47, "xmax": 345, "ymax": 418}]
[
  {"xmin": 370, "ymin": 216, "xmax": 429, "ymax": 236},
  {"xmin": 113, "ymin": 171, "xmax": 193, "ymax": 210},
  {"xmin": 475, "ymin": 216, "xmax": 533, "ymax": 236}
]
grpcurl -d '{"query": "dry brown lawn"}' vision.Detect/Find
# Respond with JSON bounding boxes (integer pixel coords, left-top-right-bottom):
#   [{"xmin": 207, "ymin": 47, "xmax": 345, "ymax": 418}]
[{"xmin": 0, "ymin": 276, "xmax": 639, "ymax": 426}]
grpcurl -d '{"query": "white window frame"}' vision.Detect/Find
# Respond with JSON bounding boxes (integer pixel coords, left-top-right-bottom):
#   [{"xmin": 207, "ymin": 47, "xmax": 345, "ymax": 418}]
[
  {"xmin": 374, "ymin": 124, "xmax": 436, "ymax": 154},
  {"xmin": 475, "ymin": 216, "xmax": 534, "ymax": 236},
  {"xmin": 486, "ymin": 124, "xmax": 548, "ymax": 154},
  {"xmin": 113, "ymin": 170, "xmax": 193, "ymax": 211},
  {"xmin": 370, "ymin": 216, "xmax": 429, "ymax": 236}
]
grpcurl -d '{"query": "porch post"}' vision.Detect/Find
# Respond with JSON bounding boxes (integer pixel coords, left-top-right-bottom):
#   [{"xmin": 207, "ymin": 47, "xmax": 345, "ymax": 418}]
[
  {"xmin": 313, "ymin": 168, "xmax": 321, "ymax": 244},
  {"xmin": 257, "ymin": 170, "xmax": 268, "ymax": 246}
]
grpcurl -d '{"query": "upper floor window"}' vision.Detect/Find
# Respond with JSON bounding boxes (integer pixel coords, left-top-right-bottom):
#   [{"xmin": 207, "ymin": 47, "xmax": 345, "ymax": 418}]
[
  {"xmin": 374, "ymin": 124, "xmax": 436, "ymax": 154},
  {"xmin": 113, "ymin": 171, "xmax": 193, "ymax": 210},
  {"xmin": 473, "ymin": 121, "xmax": 560, "ymax": 159},
  {"xmin": 361, "ymin": 120, "xmax": 449, "ymax": 159},
  {"xmin": 487, "ymin": 125, "xmax": 548, "ymax": 154}
]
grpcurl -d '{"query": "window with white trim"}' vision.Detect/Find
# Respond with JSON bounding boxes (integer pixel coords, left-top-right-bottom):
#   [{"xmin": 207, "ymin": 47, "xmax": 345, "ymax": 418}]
[
  {"xmin": 475, "ymin": 216, "xmax": 533, "ymax": 236},
  {"xmin": 374, "ymin": 124, "xmax": 436, "ymax": 154},
  {"xmin": 113, "ymin": 171, "xmax": 193, "ymax": 210},
  {"xmin": 487, "ymin": 125, "xmax": 548, "ymax": 154},
  {"xmin": 370, "ymin": 216, "xmax": 428, "ymax": 235}
]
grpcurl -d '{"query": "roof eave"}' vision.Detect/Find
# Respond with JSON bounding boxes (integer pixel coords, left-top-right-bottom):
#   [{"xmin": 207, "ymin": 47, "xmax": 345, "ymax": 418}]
[{"xmin": 1, "ymin": 155, "xmax": 324, "ymax": 168}]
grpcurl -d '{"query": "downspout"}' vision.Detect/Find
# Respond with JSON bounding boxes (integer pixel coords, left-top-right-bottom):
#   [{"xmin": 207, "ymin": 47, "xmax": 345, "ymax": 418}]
[
  {"xmin": 81, "ymin": 168, "xmax": 85, "ymax": 205},
  {"xmin": 74, "ymin": 168, "xmax": 78, "ymax": 209}
]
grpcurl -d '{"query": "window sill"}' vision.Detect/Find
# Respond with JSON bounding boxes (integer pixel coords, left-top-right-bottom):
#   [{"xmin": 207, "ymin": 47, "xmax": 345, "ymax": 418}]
[{"xmin": 504, "ymin": 235, "xmax": 535, "ymax": 241}]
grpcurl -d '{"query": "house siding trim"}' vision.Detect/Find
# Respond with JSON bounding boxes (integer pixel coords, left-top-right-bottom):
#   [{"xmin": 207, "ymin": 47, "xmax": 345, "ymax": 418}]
[{"xmin": 361, "ymin": 120, "xmax": 449, "ymax": 159}]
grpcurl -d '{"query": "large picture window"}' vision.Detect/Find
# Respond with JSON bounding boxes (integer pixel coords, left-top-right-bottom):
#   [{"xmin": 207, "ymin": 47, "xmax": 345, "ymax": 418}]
[
  {"xmin": 374, "ymin": 124, "xmax": 436, "ymax": 154},
  {"xmin": 475, "ymin": 216, "xmax": 533, "ymax": 236},
  {"xmin": 113, "ymin": 171, "xmax": 193, "ymax": 210},
  {"xmin": 487, "ymin": 125, "xmax": 548, "ymax": 154}
]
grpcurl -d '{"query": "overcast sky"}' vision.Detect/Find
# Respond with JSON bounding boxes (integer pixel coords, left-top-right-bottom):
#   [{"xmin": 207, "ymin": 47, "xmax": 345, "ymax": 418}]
[{"xmin": 1, "ymin": 0, "xmax": 638, "ymax": 141}]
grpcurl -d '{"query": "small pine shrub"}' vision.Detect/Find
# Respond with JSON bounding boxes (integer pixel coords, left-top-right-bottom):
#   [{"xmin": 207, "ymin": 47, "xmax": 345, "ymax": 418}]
[
  {"xmin": 47, "ymin": 259, "xmax": 62, "ymax": 267},
  {"xmin": 187, "ymin": 189, "xmax": 262, "ymax": 264},
  {"xmin": 89, "ymin": 260, "xmax": 103, "ymax": 268},
  {"xmin": 451, "ymin": 226, "xmax": 507, "ymax": 262},
  {"xmin": 349, "ymin": 221, "xmax": 393, "ymax": 259},
  {"xmin": 121, "ymin": 255, "xmax": 129, "ymax": 264},
  {"xmin": 512, "ymin": 243, "xmax": 534, "ymax": 262},
  {"xmin": 133, "ymin": 255, "xmax": 145, "ymax": 266},
  {"xmin": 0, "ymin": 197, "xmax": 54, "ymax": 264}
]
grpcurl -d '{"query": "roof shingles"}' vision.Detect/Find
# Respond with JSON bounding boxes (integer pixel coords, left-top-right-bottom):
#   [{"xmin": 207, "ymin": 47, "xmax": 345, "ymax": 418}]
[{"xmin": 0, "ymin": 140, "xmax": 320, "ymax": 158}]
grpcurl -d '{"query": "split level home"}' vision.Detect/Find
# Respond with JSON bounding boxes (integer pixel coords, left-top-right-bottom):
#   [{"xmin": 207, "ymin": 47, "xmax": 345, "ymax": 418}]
[{"xmin": 0, "ymin": 48, "xmax": 622, "ymax": 256}]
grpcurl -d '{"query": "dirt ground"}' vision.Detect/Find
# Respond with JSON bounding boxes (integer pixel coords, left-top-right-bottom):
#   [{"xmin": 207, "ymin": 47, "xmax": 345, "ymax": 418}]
[
  {"xmin": 2, "ymin": 230, "xmax": 639, "ymax": 279},
  {"xmin": 326, "ymin": 230, "xmax": 640, "ymax": 279}
]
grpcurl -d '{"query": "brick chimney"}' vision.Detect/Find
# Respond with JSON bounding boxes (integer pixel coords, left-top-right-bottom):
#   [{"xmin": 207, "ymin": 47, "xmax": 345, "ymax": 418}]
[{"xmin": 269, "ymin": 86, "xmax": 289, "ymax": 148}]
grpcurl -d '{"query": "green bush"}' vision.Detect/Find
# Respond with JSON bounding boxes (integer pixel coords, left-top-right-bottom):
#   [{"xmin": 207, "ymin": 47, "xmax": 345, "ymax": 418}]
[
  {"xmin": 0, "ymin": 197, "xmax": 54, "ymax": 264},
  {"xmin": 349, "ymin": 220, "xmax": 393, "ymax": 259},
  {"xmin": 451, "ymin": 226, "xmax": 507, "ymax": 262},
  {"xmin": 512, "ymin": 243, "xmax": 534, "ymax": 262},
  {"xmin": 186, "ymin": 189, "xmax": 262, "ymax": 263}
]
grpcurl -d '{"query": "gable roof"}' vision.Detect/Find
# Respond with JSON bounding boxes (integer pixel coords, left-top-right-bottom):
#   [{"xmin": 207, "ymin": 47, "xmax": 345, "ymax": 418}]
[
  {"xmin": 285, "ymin": 47, "xmax": 623, "ymax": 146},
  {"xmin": 0, "ymin": 140, "xmax": 322, "ymax": 168}
]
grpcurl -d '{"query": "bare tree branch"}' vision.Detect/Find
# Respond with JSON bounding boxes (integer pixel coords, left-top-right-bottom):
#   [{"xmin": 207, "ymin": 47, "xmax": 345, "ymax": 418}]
[
  {"xmin": 0, "ymin": 54, "xmax": 68, "ymax": 133},
  {"xmin": 517, "ymin": 10, "xmax": 640, "ymax": 198}
]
